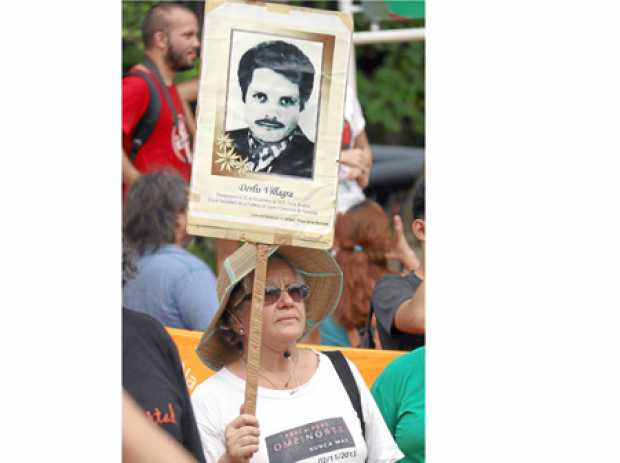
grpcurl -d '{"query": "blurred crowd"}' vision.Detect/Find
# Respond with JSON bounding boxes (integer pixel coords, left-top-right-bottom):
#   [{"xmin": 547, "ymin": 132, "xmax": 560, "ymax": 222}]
[{"xmin": 122, "ymin": 3, "xmax": 424, "ymax": 463}]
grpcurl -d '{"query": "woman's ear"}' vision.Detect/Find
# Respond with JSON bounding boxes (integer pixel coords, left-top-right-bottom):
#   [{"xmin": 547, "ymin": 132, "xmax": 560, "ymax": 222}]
[{"xmin": 230, "ymin": 311, "xmax": 246, "ymax": 336}]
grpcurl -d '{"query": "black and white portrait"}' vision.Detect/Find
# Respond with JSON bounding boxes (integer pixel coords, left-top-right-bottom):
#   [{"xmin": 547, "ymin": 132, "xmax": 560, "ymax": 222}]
[{"xmin": 224, "ymin": 31, "xmax": 323, "ymax": 179}]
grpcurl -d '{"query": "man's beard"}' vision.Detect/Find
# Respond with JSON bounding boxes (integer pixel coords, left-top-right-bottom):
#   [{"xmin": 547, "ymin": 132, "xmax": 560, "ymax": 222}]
[{"xmin": 165, "ymin": 43, "xmax": 195, "ymax": 72}]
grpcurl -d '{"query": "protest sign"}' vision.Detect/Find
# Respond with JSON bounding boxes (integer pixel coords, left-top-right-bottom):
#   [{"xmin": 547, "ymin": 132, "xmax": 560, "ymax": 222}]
[{"xmin": 188, "ymin": 0, "xmax": 352, "ymax": 249}]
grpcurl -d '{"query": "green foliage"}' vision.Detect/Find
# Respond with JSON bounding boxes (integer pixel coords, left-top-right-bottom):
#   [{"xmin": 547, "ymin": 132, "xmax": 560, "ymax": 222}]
[
  {"xmin": 122, "ymin": 1, "xmax": 154, "ymax": 72},
  {"xmin": 357, "ymin": 41, "xmax": 425, "ymax": 145},
  {"xmin": 187, "ymin": 237, "xmax": 217, "ymax": 272},
  {"xmin": 354, "ymin": 14, "xmax": 425, "ymax": 146}
]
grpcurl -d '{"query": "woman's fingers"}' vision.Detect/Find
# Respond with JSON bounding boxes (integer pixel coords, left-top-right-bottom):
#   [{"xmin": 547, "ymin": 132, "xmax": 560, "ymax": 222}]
[
  {"xmin": 225, "ymin": 423, "xmax": 259, "ymax": 445},
  {"xmin": 346, "ymin": 166, "xmax": 363, "ymax": 181},
  {"xmin": 225, "ymin": 411, "xmax": 261, "ymax": 461},
  {"xmin": 229, "ymin": 413, "xmax": 259, "ymax": 429},
  {"xmin": 237, "ymin": 425, "xmax": 260, "ymax": 437},
  {"xmin": 235, "ymin": 444, "xmax": 259, "ymax": 459},
  {"xmin": 235, "ymin": 434, "xmax": 260, "ymax": 447},
  {"xmin": 340, "ymin": 148, "xmax": 364, "ymax": 167}
]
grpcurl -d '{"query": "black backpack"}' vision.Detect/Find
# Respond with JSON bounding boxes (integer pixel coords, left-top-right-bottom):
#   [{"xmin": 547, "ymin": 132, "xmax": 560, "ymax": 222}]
[{"xmin": 124, "ymin": 57, "xmax": 180, "ymax": 161}]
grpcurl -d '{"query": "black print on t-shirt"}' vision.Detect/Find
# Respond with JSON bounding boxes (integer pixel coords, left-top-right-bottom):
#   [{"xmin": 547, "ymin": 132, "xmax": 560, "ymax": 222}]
[{"xmin": 266, "ymin": 417, "xmax": 355, "ymax": 463}]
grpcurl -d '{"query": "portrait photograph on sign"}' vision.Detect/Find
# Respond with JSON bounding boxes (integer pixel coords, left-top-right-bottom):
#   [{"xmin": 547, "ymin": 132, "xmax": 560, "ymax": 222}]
[
  {"xmin": 216, "ymin": 31, "xmax": 324, "ymax": 180},
  {"xmin": 188, "ymin": 1, "xmax": 352, "ymax": 249}
]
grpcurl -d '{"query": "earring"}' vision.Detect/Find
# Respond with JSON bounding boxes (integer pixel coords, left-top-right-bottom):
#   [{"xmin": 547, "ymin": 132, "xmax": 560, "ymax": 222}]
[{"xmin": 239, "ymin": 328, "xmax": 245, "ymax": 336}]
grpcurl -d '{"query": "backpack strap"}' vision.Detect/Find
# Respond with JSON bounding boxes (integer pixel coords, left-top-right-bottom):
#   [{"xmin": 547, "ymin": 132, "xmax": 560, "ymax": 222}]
[
  {"xmin": 323, "ymin": 350, "xmax": 366, "ymax": 441},
  {"xmin": 143, "ymin": 57, "xmax": 179, "ymax": 130},
  {"xmin": 124, "ymin": 69, "xmax": 162, "ymax": 161}
]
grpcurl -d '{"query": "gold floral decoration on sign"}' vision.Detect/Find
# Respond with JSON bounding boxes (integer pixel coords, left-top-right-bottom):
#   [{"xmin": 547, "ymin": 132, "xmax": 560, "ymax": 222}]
[{"xmin": 214, "ymin": 132, "xmax": 251, "ymax": 175}]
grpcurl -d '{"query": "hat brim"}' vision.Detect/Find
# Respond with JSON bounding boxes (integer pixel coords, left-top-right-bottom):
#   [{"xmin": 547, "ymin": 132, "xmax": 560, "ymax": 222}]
[{"xmin": 196, "ymin": 244, "xmax": 343, "ymax": 371}]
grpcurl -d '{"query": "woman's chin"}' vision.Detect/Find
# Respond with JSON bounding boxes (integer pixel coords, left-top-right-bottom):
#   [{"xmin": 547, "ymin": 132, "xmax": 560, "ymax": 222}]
[{"xmin": 269, "ymin": 322, "xmax": 304, "ymax": 343}]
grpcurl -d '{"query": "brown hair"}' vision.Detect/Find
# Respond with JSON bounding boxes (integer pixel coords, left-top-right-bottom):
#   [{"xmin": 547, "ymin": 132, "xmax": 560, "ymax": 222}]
[
  {"xmin": 141, "ymin": 2, "xmax": 195, "ymax": 49},
  {"xmin": 334, "ymin": 200, "xmax": 396, "ymax": 330}
]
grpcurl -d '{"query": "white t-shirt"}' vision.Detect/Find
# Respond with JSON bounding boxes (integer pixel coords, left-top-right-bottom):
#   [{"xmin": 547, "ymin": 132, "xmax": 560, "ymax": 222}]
[{"xmin": 191, "ymin": 351, "xmax": 403, "ymax": 463}]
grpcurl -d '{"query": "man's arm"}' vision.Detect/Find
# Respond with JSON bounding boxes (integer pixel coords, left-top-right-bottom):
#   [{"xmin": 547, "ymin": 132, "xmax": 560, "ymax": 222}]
[
  {"xmin": 393, "ymin": 280, "xmax": 425, "ymax": 334},
  {"xmin": 122, "ymin": 150, "xmax": 142, "ymax": 189},
  {"xmin": 176, "ymin": 79, "xmax": 198, "ymax": 139},
  {"xmin": 177, "ymin": 79, "xmax": 199, "ymax": 103},
  {"xmin": 179, "ymin": 94, "xmax": 197, "ymax": 140}
]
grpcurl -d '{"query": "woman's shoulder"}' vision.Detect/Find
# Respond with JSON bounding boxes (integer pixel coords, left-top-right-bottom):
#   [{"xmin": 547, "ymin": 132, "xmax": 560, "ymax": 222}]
[
  {"xmin": 316, "ymin": 350, "xmax": 366, "ymax": 387},
  {"xmin": 192, "ymin": 368, "xmax": 242, "ymax": 402}
]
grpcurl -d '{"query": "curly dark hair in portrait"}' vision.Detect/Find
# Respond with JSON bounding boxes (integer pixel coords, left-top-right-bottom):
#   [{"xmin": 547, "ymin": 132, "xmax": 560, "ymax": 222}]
[
  {"xmin": 123, "ymin": 170, "xmax": 188, "ymax": 256},
  {"xmin": 237, "ymin": 40, "xmax": 315, "ymax": 111},
  {"xmin": 334, "ymin": 200, "xmax": 396, "ymax": 331}
]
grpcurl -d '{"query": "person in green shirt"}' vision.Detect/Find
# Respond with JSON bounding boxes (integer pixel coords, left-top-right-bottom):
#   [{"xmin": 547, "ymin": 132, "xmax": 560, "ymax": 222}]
[{"xmin": 371, "ymin": 347, "xmax": 425, "ymax": 463}]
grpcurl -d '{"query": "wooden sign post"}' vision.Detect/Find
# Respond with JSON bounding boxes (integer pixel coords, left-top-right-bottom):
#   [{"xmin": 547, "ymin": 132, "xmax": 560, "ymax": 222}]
[
  {"xmin": 188, "ymin": 0, "xmax": 352, "ymax": 416},
  {"xmin": 243, "ymin": 243, "xmax": 268, "ymax": 414}
]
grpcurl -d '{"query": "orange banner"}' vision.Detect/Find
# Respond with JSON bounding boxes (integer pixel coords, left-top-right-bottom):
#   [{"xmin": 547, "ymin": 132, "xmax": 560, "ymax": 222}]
[{"xmin": 166, "ymin": 327, "xmax": 405, "ymax": 394}]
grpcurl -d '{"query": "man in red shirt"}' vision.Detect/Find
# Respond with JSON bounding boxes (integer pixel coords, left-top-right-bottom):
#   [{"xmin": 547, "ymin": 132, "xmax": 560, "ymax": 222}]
[{"xmin": 122, "ymin": 3, "xmax": 200, "ymax": 190}]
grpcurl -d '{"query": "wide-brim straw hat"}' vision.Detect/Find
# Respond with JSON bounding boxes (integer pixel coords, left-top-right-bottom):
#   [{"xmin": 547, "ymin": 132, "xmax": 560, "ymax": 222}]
[{"xmin": 196, "ymin": 243, "xmax": 343, "ymax": 371}]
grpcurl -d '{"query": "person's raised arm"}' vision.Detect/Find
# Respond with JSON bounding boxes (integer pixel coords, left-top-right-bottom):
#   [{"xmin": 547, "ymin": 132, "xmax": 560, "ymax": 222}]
[
  {"xmin": 385, "ymin": 214, "xmax": 420, "ymax": 273},
  {"xmin": 393, "ymin": 280, "xmax": 425, "ymax": 334}
]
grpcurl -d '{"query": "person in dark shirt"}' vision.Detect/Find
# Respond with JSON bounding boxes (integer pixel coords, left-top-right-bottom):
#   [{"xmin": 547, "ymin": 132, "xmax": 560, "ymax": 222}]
[
  {"xmin": 122, "ymin": 243, "xmax": 206, "ymax": 462},
  {"xmin": 371, "ymin": 175, "xmax": 425, "ymax": 351},
  {"xmin": 123, "ymin": 390, "xmax": 199, "ymax": 463}
]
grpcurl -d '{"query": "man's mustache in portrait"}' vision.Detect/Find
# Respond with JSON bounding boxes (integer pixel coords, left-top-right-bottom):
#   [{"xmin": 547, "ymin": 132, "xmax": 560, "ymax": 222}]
[{"xmin": 255, "ymin": 118, "xmax": 285, "ymax": 129}]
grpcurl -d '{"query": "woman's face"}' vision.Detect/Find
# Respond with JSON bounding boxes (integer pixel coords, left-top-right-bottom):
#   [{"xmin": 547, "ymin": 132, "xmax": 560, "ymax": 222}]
[{"xmin": 237, "ymin": 258, "xmax": 307, "ymax": 347}]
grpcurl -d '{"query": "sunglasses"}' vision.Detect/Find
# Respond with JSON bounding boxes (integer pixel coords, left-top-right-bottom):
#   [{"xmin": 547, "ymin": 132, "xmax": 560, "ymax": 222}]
[{"xmin": 238, "ymin": 283, "xmax": 310, "ymax": 306}]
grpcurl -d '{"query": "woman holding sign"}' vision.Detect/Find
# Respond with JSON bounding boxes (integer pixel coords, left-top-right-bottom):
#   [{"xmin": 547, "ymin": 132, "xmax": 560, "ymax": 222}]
[{"xmin": 191, "ymin": 244, "xmax": 403, "ymax": 463}]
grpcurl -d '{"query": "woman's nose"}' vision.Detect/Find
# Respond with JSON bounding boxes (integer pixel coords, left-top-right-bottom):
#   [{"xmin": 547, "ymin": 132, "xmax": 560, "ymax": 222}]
[{"xmin": 277, "ymin": 288, "xmax": 294, "ymax": 305}]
